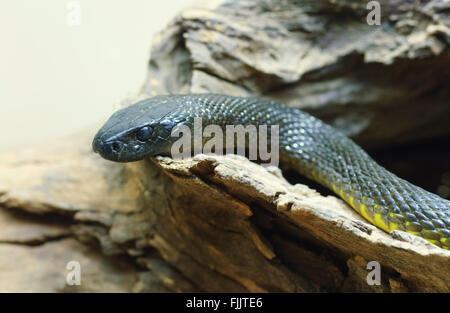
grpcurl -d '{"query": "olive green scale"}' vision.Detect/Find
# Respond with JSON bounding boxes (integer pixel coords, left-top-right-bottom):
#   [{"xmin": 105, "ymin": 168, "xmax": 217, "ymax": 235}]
[{"xmin": 103, "ymin": 94, "xmax": 450, "ymax": 249}]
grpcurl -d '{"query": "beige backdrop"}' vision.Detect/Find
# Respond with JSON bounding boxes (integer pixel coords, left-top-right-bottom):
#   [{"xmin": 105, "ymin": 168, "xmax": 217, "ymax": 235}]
[{"xmin": 0, "ymin": 0, "xmax": 209, "ymax": 150}]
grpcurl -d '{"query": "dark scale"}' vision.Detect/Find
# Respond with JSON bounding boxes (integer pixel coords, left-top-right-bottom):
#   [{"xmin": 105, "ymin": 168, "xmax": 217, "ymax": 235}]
[{"xmin": 92, "ymin": 94, "xmax": 450, "ymax": 250}]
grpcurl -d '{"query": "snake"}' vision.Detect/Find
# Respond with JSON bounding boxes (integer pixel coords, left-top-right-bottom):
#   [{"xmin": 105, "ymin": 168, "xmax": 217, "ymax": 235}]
[{"xmin": 92, "ymin": 94, "xmax": 450, "ymax": 249}]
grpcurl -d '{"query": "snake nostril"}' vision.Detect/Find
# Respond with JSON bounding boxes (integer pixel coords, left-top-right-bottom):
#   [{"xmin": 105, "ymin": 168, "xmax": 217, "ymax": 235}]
[{"xmin": 111, "ymin": 142, "xmax": 122, "ymax": 153}]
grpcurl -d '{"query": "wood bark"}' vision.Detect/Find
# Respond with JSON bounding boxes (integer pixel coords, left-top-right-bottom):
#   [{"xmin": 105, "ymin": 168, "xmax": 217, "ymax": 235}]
[{"xmin": 0, "ymin": 0, "xmax": 449, "ymax": 292}]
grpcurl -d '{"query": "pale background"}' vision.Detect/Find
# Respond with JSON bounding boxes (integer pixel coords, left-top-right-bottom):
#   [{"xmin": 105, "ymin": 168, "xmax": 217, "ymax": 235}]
[{"xmin": 0, "ymin": 0, "xmax": 211, "ymax": 149}]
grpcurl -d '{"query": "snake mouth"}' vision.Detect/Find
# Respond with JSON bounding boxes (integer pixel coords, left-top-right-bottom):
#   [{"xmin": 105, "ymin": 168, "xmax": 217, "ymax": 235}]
[
  {"xmin": 92, "ymin": 137, "xmax": 100, "ymax": 154},
  {"xmin": 92, "ymin": 142, "xmax": 99, "ymax": 154},
  {"xmin": 92, "ymin": 136, "xmax": 127, "ymax": 160},
  {"xmin": 93, "ymin": 137, "xmax": 147, "ymax": 162}
]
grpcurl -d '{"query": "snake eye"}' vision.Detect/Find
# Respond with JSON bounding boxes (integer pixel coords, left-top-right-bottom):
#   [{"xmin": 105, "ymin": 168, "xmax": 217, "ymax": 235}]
[{"xmin": 136, "ymin": 126, "xmax": 152, "ymax": 141}]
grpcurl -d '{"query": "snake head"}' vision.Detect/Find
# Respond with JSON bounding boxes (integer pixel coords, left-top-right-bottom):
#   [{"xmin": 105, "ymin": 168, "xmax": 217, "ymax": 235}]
[
  {"xmin": 92, "ymin": 122, "xmax": 158, "ymax": 162},
  {"xmin": 92, "ymin": 96, "xmax": 181, "ymax": 162}
]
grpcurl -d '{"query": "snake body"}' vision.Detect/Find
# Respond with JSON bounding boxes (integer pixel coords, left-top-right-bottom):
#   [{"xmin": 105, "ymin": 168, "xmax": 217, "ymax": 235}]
[{"xmin": 93, "ymin": 94, "xmax": 450, "ymax": 249}]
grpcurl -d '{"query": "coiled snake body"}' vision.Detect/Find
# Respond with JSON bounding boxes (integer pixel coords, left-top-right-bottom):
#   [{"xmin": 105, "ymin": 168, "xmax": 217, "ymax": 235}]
[{"xmin": 93, "ymin": 94, "xmax": 450, "ymax": 249}]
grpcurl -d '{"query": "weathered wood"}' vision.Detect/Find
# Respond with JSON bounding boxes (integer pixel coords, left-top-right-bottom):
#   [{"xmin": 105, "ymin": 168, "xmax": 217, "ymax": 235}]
[
  {"xmin": 146, "ymin": 0, "xmax": 450, "ymax": 148},
  {"xmin": 1, "ymin": 130, "xmax": 449, "ymax": 292},
  {"xmin": 1, "ymin": 0, "xmax": 449, "ymax": 292}
]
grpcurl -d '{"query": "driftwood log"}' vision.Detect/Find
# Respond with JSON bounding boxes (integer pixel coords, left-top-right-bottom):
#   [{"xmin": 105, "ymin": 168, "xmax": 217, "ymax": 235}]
[{"xmin": 1, "ymin": 0, "xmax": 449, "ymax": 292}]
